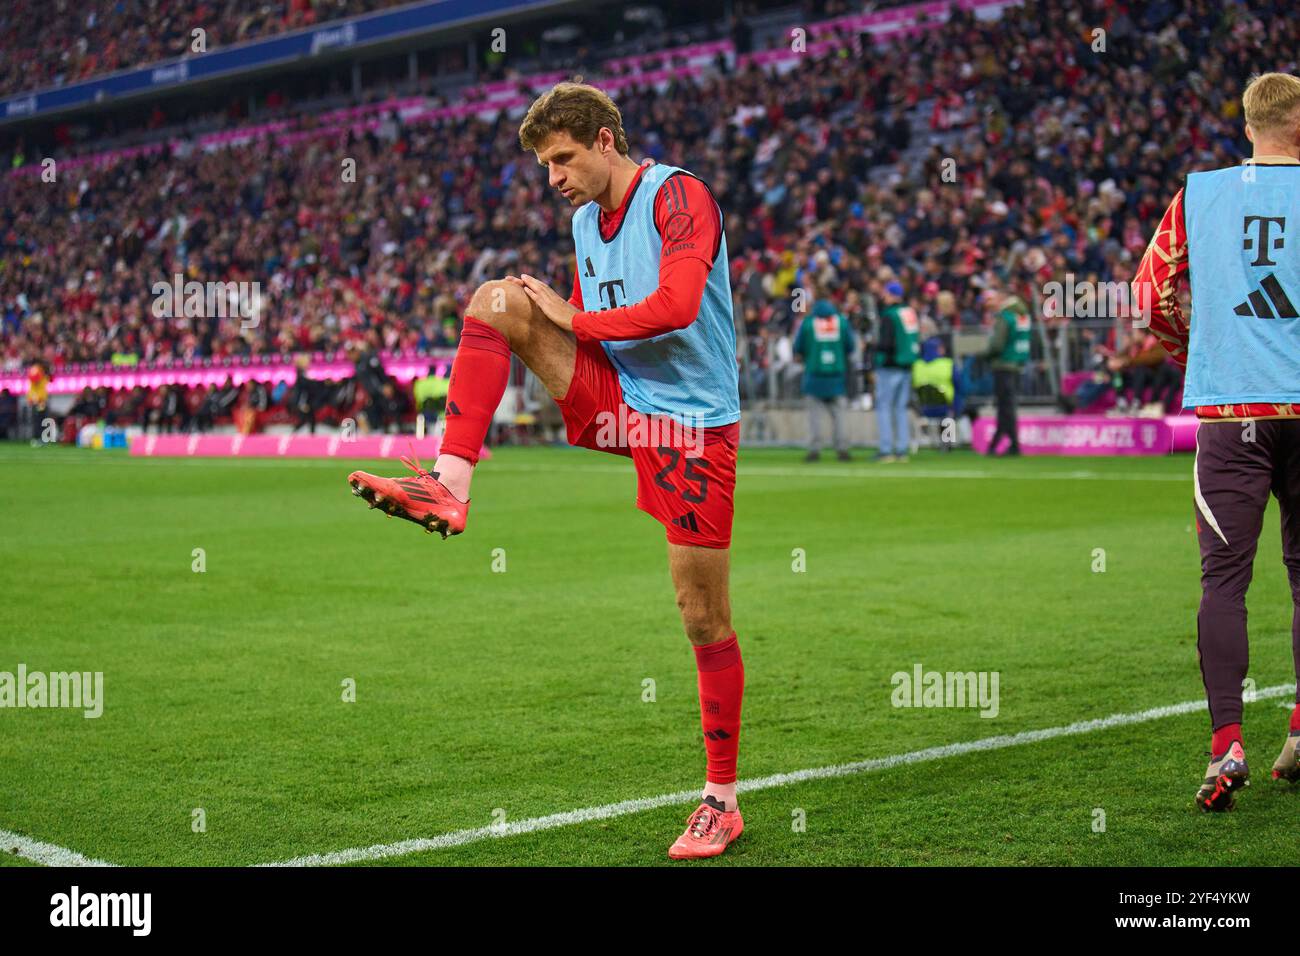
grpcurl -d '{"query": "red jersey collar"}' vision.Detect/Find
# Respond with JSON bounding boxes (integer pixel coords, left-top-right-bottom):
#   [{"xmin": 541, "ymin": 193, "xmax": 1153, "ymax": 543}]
[{"xmin": 598, "ymin": 162, "xmax": 650, "ymax": 240}]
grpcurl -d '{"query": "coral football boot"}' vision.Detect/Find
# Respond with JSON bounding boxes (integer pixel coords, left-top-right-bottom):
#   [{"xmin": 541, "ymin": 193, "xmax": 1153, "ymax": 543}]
[
  {"xmin": 668, "ymin": 795, "xmax": 744, "ymax": 860},
  {"xmin": 348, "ymin": 451, "xmax": 468, "ymax": 538}
]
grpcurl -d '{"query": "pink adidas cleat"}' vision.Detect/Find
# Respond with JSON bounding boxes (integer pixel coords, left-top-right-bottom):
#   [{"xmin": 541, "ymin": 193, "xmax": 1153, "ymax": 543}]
[
  {"xmin": 347, "ymin": 451, "xmax": 469, "ymax": 538},
  {"xmin": 668, "ymin": 795, "xmax": 744, "ymax": 860}
]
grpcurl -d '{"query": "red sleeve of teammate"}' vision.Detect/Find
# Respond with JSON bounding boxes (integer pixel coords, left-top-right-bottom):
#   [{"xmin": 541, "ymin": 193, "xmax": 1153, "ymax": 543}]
[
  {"xmin": 1131, "ymin": 187, "xmax": 1190, "ymax": 369},
  {"xmin": 571, "ymin": 175, "xmax": 721, "ymax": 342}
]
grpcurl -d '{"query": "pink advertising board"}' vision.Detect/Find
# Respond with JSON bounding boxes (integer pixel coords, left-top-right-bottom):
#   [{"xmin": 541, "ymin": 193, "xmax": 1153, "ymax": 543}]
[
  {"xmin": 128, "ymin": 433, "xmax": 490, "ymax": 460},
  {"xmin": 972, "ymin": 415, "xmax": 1199, "ymax": 456}
]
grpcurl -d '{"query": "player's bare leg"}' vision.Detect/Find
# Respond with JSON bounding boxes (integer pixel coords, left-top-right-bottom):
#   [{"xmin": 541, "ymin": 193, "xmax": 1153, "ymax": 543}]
[
  {"xmin": 431, "ymin": 279, "xmax": 577, "ymax": 499},
  {"xmin": 348, "ymin": 279, "xmax": 575, "ymax": 535},
  {"xmin": 667, "ymin": 542, "xmax": 746, "ymax": 859}
]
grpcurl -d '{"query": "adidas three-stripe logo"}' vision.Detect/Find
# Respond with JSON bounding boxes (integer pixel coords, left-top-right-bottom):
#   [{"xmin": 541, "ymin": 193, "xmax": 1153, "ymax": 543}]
[
  {"xmin": 1233, "ymin": 273, "xmax": 1298, "ymax": 319},
  {"xmin": 396, "ymin": 478, "xmax": 437, "ymax": 503},
  {"xmin": 672, "ymin": 511, "xmax": 700, "ymax": 533}
]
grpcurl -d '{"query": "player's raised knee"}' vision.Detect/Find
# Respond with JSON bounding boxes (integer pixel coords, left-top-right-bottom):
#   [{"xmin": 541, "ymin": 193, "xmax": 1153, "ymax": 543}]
[{"xmin": 468, "ymin": 279, "xmax": 534, "ymax": 329}]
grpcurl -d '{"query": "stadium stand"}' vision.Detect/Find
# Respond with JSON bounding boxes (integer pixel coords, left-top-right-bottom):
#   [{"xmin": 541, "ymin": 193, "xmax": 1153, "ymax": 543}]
[
  {"xmin": 3, "ymin": 0, "xmax": 1291, "ymax": 441},
  {"xmin": 0, "ymin": 0, "xmax": 409, "ymax": 99}
]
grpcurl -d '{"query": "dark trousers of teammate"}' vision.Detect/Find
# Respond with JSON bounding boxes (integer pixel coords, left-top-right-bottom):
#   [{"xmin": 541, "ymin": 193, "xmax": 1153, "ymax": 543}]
[
  {"xmin": 988, "ymin": 368, "xmax": 1020, "ymax": 454},
  {"xmin": 1195, "ymin": 419, "xmax": 1300, "ymax": 729}
]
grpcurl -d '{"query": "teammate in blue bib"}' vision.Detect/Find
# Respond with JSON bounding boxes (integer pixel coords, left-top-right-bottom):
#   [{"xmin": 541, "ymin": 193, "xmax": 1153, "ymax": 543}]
[{"xmin": 1132, "ymin": 71, "xmax": 1300, "ymax": 812}]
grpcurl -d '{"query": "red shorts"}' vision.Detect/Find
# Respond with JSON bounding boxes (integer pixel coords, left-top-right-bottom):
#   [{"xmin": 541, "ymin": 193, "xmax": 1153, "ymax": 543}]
[{"xmin": 555, "ymin": 338, "xmax": 738, "ymax": 549}]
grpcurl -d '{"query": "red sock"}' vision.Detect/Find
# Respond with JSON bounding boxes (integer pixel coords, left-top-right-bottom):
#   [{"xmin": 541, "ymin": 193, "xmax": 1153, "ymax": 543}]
[
  {"xmin": 439, "ymin": 317, "xmax": 511, "ymax": 464},
  {"xmin": 1291, "ymin": 706, "xmax": 1300, "ymax": 733},
  {"xmin": 1211, "ymin": 722, "xmax": 1242, "ymax": 756},
  {"xmin": 694, "ymin": 632, "xmax": 744, "ymax": 785}
]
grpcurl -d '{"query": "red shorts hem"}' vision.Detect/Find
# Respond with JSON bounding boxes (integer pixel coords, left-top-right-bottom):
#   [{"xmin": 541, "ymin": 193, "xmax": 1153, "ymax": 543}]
[
  {"xmin": 555, "ymin": 339, "xmax": 738, "ymax": 547},
  {"xmin": 555, "ymin": 338, "xmax": 632, "ymax": 458}
]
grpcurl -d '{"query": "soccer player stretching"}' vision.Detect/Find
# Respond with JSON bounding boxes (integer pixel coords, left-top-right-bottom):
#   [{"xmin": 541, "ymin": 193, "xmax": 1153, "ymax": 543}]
[
  {"xmin": 347, "ymin": 83, "xmax": 745, "ymax": 857},
  {"xmin": 1133, "ymin": 72, "xmax": 1300, "ymax": 811}
]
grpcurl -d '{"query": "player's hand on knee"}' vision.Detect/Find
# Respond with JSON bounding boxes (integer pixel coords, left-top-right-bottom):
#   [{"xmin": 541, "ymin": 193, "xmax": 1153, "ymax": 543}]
[{"xmin": 517, "ymin": 273, "xmax": 578, "ymax": 332}]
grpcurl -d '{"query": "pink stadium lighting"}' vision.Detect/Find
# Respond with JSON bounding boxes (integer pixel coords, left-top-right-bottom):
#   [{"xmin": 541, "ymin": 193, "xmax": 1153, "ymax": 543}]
[{"xmin": 0, "ymin": 354, "xmax": 454, "ymax": 395}]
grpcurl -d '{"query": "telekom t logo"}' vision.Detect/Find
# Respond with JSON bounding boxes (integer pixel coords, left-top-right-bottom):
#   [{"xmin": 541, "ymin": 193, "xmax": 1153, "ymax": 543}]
[
  {"xmin": 1243, "ymin": 216, "xmax": 1286, "ymax": 266},
  {"xmin": 598, "ymin": 279, "xmax": 626, "ymax": 309}
]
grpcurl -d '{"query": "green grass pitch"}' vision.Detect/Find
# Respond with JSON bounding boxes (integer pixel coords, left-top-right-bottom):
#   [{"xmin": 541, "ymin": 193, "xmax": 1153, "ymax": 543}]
[{"xmin": 1, "ymin": 443, "xmax": 1297, "ymax": 867}]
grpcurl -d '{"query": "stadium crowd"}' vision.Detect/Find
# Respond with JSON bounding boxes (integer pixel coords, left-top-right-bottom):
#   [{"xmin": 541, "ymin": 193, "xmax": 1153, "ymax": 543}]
[
  {"xmin": 4, "ymin": 0, "xmax": 1291, "ymax": 434},
  {"xmin": 0, "ymin": 0, "xmax": 408, "ymax": 100}
]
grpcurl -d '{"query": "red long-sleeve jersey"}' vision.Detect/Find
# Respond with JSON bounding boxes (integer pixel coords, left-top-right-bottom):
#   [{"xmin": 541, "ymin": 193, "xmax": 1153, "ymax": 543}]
[
  {"xmin": 566, "ymin": 163, "xmax": 721, "ymax": 342},
  {"xmin": 1133, "ymin": 174, "xmax": 1300, "ymax": 420}
]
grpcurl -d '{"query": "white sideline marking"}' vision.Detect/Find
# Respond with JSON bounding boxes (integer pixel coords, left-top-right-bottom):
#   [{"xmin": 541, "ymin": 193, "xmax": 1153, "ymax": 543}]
[
  {"xmin": 0, "ymin": 828, "xmax": 117, "ymax": 867},
  {"xmin": 261, "ymin": 682, "xmax": 1296, "ymax": 867}
]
